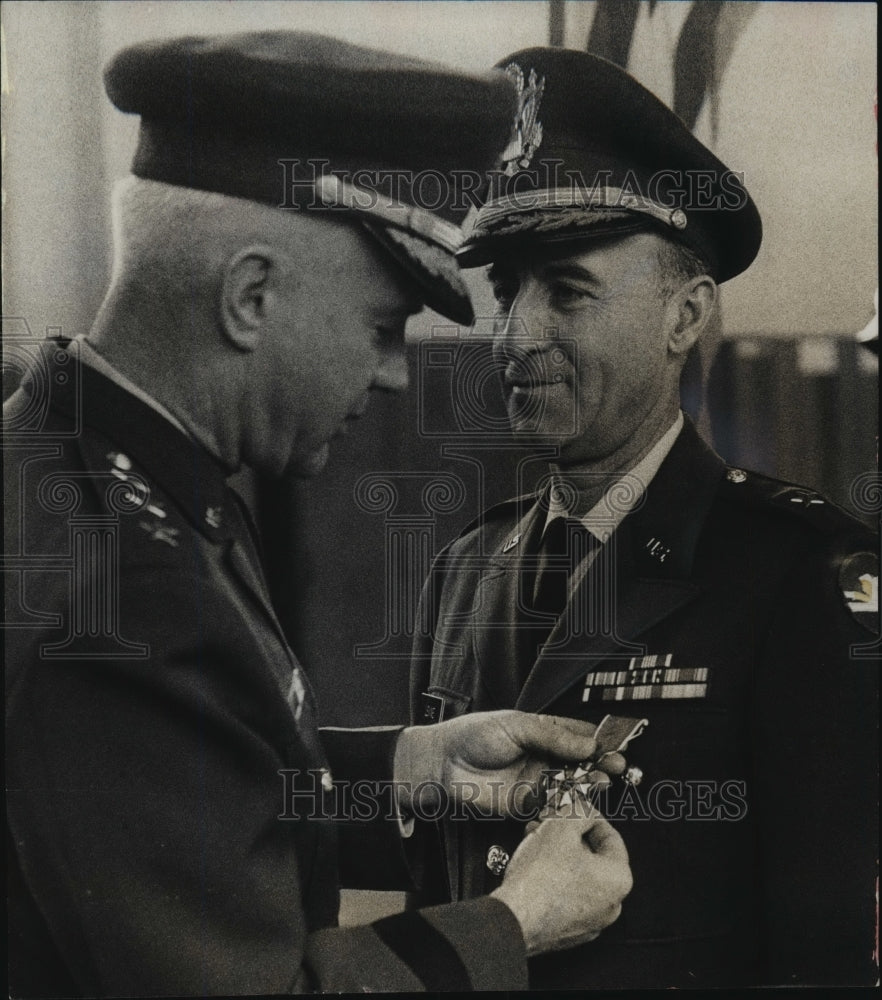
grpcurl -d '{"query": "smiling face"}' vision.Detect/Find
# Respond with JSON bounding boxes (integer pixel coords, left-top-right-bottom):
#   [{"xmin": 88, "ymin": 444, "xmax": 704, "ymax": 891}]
[
  {"xmin": 250, "ymin": 218, "xmax": 424, "ymax": 478},
  {"xmin": 488, "ymin": 231, "xmax": 689, "ymax": 471}
]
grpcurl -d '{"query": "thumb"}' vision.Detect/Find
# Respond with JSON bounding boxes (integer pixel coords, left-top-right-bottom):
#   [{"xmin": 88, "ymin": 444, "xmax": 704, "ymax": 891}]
[
  {"xmin": 525, "ymin": 795, "xmax": 609, "ymax": 836},
  {"xmin": 513, "ymin": 713, "xmax": 598, "ymax": 762},
  {"xmin": 583, "ymin": 814, "xmax": 630, "ymax": 864}
]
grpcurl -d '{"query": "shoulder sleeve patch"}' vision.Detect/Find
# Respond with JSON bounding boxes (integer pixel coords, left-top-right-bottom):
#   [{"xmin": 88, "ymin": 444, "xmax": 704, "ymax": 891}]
[{"xmin": 839, "ymin": 551, "xmax": 879, "ymax": 633}]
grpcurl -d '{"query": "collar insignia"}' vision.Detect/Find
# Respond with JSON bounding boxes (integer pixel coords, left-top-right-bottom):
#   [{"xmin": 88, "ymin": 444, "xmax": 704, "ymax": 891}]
[
  {"xmin": 645, "ymin": 536, "xmax": 671, "ymax": 563},
  {"xmin": 139, "ymin": 521, "xmax": 180, "ymax": 548},
  {"xmin": 501, "ymin": 63, "xmax": 545, "ymax": 176}
]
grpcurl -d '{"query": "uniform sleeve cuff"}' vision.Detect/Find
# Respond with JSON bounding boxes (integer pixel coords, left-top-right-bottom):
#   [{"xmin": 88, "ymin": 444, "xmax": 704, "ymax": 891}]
[{"xmin": 320, "ymin": 726, "xmax": 422, "ymax": 889}]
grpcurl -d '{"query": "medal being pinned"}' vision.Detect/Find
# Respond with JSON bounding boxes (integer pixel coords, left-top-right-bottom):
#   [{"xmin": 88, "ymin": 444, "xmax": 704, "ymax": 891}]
[{"xmin": 543, "ymin": 714, "xmax": 648, "ymax": 809}]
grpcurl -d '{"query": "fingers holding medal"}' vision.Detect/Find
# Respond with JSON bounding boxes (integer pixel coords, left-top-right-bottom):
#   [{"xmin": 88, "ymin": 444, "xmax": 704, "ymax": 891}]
[{"xmin": 539, "ymin": 713, "xmax": 648, "ymax": 812}]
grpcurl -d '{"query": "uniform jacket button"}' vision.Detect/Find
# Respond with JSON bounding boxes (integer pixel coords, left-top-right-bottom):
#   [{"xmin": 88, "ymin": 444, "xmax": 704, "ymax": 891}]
[{"xmin": 486, "ymin": 844, "xmax": 510, "ymax": 876}]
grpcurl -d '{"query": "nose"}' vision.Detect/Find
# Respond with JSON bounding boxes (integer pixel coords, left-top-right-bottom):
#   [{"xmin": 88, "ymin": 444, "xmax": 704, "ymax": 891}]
[
  {"xmin": 373, "ymin": 346, "xmax": 410, "ymax": 393},
  {"xmin": 493, "ymin": 278, "xmax": 547, "ymax": 362}
]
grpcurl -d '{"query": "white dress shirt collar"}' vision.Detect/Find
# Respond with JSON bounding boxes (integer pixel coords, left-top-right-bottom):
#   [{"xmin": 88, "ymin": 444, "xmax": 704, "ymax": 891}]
[{"xmin": 544, "ymin": 411, "xmax": 684, "ymax": 540}]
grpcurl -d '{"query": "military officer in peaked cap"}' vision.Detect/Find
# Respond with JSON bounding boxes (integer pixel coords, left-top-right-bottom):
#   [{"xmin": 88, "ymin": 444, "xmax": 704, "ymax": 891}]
[
  {"xmin": 4, "ymin": 33, "xmax": 636, "ymax": 996},
  {"xmin": 411, "ymin": 47, "xmax": 879, "ymax": 988}
]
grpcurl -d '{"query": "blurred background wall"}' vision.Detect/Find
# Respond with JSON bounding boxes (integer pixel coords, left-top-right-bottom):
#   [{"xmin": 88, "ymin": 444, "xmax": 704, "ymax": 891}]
[{"xmin": 3, "ymin": 2, "xmax": 878, "ymax": 735}]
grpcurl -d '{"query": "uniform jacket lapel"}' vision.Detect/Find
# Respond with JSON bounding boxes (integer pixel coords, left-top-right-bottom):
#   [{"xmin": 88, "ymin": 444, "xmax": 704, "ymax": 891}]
[
  {"xmin": 465, "ymin": 498, "xmax": 546, "ymax": 710},
  {"xmin": 516, "ymin": 419, "xmax": 725, "ymax": 713},
  {"xmin": 46, "ymin": 345, "xmax": 293, "ymax": 659},
  {"xmin": 220, "ymin": 498, "xmax": 280, "ymax": 633}
]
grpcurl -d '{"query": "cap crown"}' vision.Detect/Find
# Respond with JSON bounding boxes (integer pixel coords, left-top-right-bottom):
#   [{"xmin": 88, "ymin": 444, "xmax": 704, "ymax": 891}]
[
  {"xmin": 104, "ymin": 31, "xmax": 519, "ymax": 322},
  {"xmin": 458, "ymin": 48, "xmax": 762, "ymax": 283}
]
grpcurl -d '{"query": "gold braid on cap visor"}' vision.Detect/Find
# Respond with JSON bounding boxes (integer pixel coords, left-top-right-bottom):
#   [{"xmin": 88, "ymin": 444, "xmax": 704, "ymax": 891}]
[
  {"xmin": 469, "ymin": 187, "xmax": 688, "ymax": 238},
  {"xmin": 314, "ymin": 174, "xmax": 465, "ymax": 253}
]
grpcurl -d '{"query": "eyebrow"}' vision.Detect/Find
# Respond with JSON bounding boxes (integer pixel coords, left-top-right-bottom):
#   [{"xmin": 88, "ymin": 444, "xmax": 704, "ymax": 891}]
[
  {"xmin": 486, "ymin": 259, "xmax": 604, "ymax": 288},
  {"xmin": 540, "ymin": 261, "xmax": 602, "ymax": 285}
]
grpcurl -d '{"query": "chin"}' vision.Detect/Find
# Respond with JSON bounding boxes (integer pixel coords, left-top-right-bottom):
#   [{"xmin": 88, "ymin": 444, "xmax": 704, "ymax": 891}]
[
  {"xmin": 508, "ymin": 418, "xmax": 577, "ymax": 449},
  {"xmin": 507, "ymin": 397, "xmax": 580, "ymax": 442}
]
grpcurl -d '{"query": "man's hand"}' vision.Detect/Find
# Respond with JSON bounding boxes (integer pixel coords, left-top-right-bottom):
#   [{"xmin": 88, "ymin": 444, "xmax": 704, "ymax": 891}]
[
  {"xmin": 491, "ymin": 798, "xmax": 632, "ymax": 956},
  {"xmin": 394, "ymin": 710, "xmax": 625, "ymax": 819}
]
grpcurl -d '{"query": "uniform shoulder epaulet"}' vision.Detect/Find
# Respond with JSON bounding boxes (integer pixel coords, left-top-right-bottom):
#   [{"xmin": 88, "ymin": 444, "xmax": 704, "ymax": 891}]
[
  {"xmin": 97, "ymin": 446, "xmax": 185, "ymax": 554},
  {"xmin": 719, "ymin": 465, "xmax": 873, "ymax": 538},
  {"xmin": 454, "ymin": 491, "xmax": 537, "ymax": 543},
  {"xmin": 721, "ymin": 467, "xmax": 879, "ymax": 632}
]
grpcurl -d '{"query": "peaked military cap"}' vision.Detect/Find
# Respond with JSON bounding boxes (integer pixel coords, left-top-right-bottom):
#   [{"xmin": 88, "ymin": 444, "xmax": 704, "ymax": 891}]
[
  {"xmin": 104, "ymin": 31, "xmax": 517, "ymax": 323},
  {"xmin": 457, "ymin": 48, "xmax": 762, "ymax": 283}
]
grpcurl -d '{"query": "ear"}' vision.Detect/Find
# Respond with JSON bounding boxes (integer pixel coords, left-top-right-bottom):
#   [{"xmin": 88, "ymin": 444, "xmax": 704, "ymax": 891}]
[
  {"xmin": 666, "ymin": 275, "xmax": 718, "ymax": 358},
  {"xmin": 220, "ymin": 246, "xmax": 277, "ymax": 352}
]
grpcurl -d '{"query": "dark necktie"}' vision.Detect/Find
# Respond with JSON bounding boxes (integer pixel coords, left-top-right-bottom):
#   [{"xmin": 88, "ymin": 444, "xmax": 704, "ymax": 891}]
[{"xmin": 515, "ymin": 516, "xmax": 593, "ymax": 682}]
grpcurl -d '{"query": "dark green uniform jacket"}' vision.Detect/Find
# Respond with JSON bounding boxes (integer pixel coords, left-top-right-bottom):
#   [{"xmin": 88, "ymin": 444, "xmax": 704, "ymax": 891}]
[
  {"xmin": 5, "ymin": 343, "xmax": 526, "ymax": 996},
  {"xmin": 411, "ymin": 418, "xmax": 878, "ymax": 988}
]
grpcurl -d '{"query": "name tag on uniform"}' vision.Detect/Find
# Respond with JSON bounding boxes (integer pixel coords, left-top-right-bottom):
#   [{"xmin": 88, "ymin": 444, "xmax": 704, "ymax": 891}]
[
  {"xmin": 420, "ymin": 692, "xmax": 446, "ymax": 724},
  {"xmin": 582, "ymin": 654, "xmax": 708, "ymax": 702}
]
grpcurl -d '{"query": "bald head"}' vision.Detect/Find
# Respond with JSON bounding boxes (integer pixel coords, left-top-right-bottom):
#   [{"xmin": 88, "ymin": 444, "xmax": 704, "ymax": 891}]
[
  {"xmin": 109, "ymin": 176, "xmax": 347, "ymax": 312},
  {"xmin": 89, "ymin": 176, "xmax": 424, "ymax": 477}
]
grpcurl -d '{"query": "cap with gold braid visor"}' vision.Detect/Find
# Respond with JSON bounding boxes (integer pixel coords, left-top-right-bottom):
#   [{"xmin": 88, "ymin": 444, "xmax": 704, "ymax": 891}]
[{"xmin": 104, "ymin": 31, "xmax": 519, "ymax": 324}]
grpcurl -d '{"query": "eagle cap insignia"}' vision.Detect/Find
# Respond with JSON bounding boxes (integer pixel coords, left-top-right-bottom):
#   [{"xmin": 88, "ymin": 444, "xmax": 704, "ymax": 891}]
[{"xmin": 501, "ymin": 63, "xmax": 545, "ymax": 176}]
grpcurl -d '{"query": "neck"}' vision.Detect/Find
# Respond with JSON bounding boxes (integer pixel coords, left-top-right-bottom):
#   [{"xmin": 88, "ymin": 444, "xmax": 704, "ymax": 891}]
[
  {"xmin": 551, "ymin": 401, "xmax": 681, "ymax": 515},
  {"xmin": 88, "ymin": 289, "xmax": 241, "ymax": 472}
]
